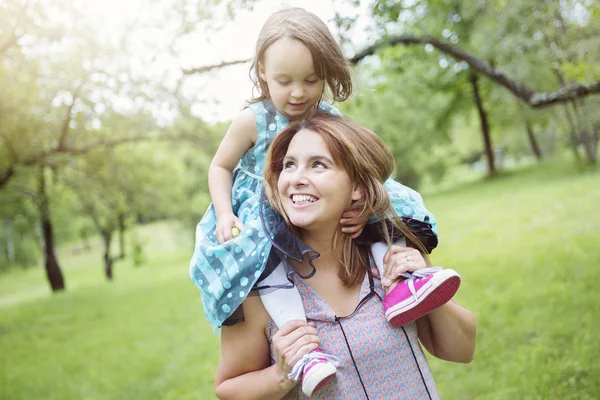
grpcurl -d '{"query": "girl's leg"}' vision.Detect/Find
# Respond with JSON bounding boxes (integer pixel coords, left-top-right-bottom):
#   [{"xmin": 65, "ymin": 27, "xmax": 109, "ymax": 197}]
[{"xmin": 259, "ymin": 262, "xmax": 306, "ymax": 328}]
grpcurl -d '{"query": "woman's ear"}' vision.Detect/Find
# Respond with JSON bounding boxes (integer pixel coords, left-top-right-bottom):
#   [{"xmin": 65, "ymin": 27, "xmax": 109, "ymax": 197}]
[
  {"xmin": 259, "ymin": 63, "xmax": 266, "ymax": 81},
  {"xmin": 351, "ymin": 184, "xmax": 364, "ymax": 201}
]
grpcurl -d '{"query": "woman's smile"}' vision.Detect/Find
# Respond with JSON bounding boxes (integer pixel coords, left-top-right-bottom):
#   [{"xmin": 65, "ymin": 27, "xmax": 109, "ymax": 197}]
[{"xmin": 290, "ymin": 194, "xmax": 319, "ymax": 207}]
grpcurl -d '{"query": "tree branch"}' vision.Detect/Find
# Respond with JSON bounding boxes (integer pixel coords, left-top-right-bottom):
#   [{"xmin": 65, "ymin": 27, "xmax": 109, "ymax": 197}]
[
  {"xmin": 0, "ymin": 133, "xmax": 205, "ymax": 189},
  {"xmin": 26, "ymin": 133, "xmax": 204, "ymax": 162},
  {"xmin": 350, "ymin": 34, "xmax": 600, "ymax": 108},
  {"xmin": 182, "ymin": 59, "xmax": 250, "ymax": 75},
  {"xmin": 57, "ymin": 91, "xmax": 80, "ymax": 151}
]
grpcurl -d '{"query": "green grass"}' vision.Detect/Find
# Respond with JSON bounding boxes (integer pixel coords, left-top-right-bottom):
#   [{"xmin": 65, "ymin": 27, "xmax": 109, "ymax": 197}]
[
  {"xmin": 1, "ymin": 159, "xmax": 599, "ymax": 399},
  {"xmin": 0, "ymin": 223, "xmax": 219, "ymax": 400},
  {"xmin": 426, "ymin": 161, "xmax": 600, "ymax": 399}
]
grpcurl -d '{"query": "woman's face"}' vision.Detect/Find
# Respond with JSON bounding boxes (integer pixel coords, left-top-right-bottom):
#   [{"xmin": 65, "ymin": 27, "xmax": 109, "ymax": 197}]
[{"xmin": 277, "ymin": 129, "xmax": 361, "ymax": 232}]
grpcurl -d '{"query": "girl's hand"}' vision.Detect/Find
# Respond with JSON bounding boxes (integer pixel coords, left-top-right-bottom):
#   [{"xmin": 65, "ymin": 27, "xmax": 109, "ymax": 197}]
[
  {"xmin": 215, "ymin": 213, "xmax": 245, "ymax": 244},
  {"xmin": 340, "ymin": 211, "xmax": 368, "ymax": 239},
  {"xmin": 381, "ymin": 245, "xmax": 428, "ymax": 287},
  {"xmin": 272, "ymin": 320, "xmax": 320, "ymax": 384}
]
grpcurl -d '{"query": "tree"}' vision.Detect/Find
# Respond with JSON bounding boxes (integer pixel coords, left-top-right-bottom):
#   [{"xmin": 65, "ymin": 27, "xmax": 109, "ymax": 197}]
[
  {"xmin": 344, "ymin": 0, "xmax": 600, "ymax": 166},
  {"xmin": 0, "ymin": 0, "xmax": 213, "ymax": 290}
]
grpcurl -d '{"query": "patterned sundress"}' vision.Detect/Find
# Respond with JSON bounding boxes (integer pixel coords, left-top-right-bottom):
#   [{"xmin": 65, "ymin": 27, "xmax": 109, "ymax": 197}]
[
  {"xmin": 267, "ymin": 263, "xmax": 441, "ymax": 399},
  {"xmin": 190, "ymin": 99, "xmax": 439, "ymax": 330}
]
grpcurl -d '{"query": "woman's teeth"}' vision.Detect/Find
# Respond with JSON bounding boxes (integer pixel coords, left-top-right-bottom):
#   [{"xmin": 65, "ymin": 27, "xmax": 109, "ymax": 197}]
[{"xmin": 292, "ymin": 194, "xmax": 317, "ymax": 205}]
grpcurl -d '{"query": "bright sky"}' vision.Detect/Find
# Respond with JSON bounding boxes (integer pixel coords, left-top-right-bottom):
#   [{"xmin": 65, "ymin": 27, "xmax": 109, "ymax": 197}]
[{"xmin": 77, "ymin": 0, "xmax": 370, "ymax": 123}]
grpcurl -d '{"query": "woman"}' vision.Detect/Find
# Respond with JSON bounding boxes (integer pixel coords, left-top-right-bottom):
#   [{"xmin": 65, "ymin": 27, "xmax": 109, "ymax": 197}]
[{"xmin": 214, "ymin": 113, "xmax": 476, "ymax": 399}]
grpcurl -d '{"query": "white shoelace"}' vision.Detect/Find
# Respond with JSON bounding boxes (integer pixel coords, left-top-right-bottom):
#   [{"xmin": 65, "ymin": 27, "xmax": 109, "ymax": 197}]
[
  {"xmin": 287, "ymin": 351, "xmax": 341, "ymax": 381},
  {"xmin": 398, "ymin": 267, "xmax": 443, "ymax": 302}
]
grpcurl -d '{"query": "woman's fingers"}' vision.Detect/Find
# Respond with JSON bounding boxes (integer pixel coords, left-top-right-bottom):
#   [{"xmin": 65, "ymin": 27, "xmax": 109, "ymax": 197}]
[
  {"xmin": 282, "ymin": 333, "xmax": 320, "ymax": 366},
  {"xmin": 275, "ymin": 320, "xmax": 311, "ymax": 337},
  {"xmin": 273, "ymin": 321, "xmax": 320, "ymax": 375},
  {"xmin": 382, "ymin": 245, "xmax": 411, "ymax": 263},
  {"xmin": 382, "ymin": 247, "xmax": 427, "ymax": 285},
  {"xmin": 273, "ymin": 321, "xmax": 318, "ymax": 355},
  {"xmin": 280, "ymin": 325, "xmax": 319, "ymax": 349}
]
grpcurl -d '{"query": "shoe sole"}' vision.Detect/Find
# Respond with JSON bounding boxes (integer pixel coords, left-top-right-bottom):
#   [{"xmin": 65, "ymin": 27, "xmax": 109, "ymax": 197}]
[
  {"xmin": 302, "ymin": 362, "xmax": 337, "ymax": 397},
  {"xmin": 386, "ymin": 269, "xmax": 461, "ymax": 327}
]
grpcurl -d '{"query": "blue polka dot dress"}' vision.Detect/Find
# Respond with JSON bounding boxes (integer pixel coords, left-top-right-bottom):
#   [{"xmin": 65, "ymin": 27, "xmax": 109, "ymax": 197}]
[{"xmin": 189, "ymin": 99, "xmax": 439, "ymax": 331}]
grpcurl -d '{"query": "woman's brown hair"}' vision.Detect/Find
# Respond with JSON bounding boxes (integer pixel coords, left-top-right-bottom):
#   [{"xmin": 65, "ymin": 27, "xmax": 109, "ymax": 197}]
[
  {"xmin": 249, "ymin": 7, "xmax": 353, "ymax": 104},
  {"xmin": 264, "ymin": 113, "xmax": 429, "ymax": 288}
]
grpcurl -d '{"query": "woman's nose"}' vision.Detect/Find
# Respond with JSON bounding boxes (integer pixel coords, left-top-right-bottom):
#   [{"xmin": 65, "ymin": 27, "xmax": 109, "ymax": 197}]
[{"xmin": 290, "ymin": 168, "xmax": 308, "ymax": 186}]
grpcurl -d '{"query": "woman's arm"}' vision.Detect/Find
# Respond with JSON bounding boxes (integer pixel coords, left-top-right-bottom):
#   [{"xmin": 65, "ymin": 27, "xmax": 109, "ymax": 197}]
[
  {"xmin": 416, "ymin": 299, "xmax": 476, "ymax": 363},
  {"xmin": 209, "ymin": 108, "xmax": 257, "ymax": 243},
  {"xmin": 380, "ymin": 244, "xmax": 476, "ymax": 363},
  {"xmin": 214, "ymin": 296, "xmax": 320, "ymax": 400}
]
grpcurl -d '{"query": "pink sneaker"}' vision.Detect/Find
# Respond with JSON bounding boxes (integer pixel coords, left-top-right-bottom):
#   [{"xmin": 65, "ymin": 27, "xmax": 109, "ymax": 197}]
[
  {"xmin": 301, "ymin": 349, "xmax": 338, "ymax": 397},
  {"xmin": 383, "ymin": 268, "xmax": 461, "ymax": 327}
]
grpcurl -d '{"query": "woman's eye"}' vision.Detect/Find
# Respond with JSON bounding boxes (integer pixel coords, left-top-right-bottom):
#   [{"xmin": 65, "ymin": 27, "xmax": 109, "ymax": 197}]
[
  {"xmin": 306, "ymin": 80, "xmax": 318, "ymax": 84},
  {"xmin": 278, "ymin": 80, "xmax": 290, "ymax": 86},
  {"xmin": 283, "ymin": 161, "xmax": 295, "ymax": 169},
  {"xmin": 313, "ymin": 161, "xmax": 327, "ymax": 169}
]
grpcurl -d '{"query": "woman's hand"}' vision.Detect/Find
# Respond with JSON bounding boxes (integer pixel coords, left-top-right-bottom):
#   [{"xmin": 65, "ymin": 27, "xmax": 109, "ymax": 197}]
[
  {"xmin": 272, "ymin": 320, "xmax": 320, "ymax": 384},
  {"xmin": 215, "ymin": 213, "xmax": 245, "ymax": 244},
  {"xmin": 381, "ymin": 245, "xmax": 428, "ymax": 287},
  {"xmin": 339, "ymin": 211, "xmax": 368, "ymax": 239}
]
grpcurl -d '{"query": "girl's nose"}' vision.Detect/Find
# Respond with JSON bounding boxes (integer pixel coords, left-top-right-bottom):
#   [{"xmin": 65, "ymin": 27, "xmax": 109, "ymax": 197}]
[{"xmin": 291, "ymin": 85, "xmax": 305, "ymax": 99}]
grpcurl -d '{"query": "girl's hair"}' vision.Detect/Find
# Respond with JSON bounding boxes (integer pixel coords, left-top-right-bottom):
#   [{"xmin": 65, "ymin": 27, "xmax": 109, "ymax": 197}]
[
  {"xmin": 249, "ymin": 7, "xmax": 353, "ymax": 104},
  {"xmin": 264, "ymin": 113, "xmax": 429, "ymax": 288}
]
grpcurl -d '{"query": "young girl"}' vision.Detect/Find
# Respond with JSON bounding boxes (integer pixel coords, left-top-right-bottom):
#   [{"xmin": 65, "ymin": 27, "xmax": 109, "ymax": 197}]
[{"xmin": 190, "ymin": 7, "xmax": 459, "ymax": 397}]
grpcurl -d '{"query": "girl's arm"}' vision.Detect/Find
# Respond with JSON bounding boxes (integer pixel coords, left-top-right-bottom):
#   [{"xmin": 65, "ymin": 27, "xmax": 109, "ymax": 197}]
[
  {"xmin": 210, "ymin": 108, "xmax": 257, "ymax": 243},
  {"xmin": 416, "ymin": 299, "xmax": 476, "ymax": 363},
  {"xmin": 214, "ymin": 296, "xmax": 320, "ymax": 400}
]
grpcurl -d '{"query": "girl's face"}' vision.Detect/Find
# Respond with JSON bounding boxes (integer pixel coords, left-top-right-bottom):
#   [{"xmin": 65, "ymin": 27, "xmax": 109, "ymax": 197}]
[
  {"xmin": 260, "ymin": 37, "xmax": 325, "ymax": 120},
  {"xmin": 277, "ymin": 129, "xmax": 362, "ymax": 232}
]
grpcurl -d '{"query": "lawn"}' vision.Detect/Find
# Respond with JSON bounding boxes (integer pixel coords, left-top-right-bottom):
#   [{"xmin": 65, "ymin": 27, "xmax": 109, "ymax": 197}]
[{"xmin": 1, "ymin": 160, "xmax": 599, "ymax": 400}]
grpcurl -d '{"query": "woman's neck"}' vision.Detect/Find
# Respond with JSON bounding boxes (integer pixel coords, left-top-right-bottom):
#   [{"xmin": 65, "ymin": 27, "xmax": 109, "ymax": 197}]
[{"xmin": 299, "ymin": 227, "xmax": 338, "ymax": 271}]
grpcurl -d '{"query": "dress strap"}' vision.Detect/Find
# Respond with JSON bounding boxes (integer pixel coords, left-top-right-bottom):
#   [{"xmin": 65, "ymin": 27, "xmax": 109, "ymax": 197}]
[{"xmin": 247, "ymin": 100, "xmax": 269, "ymax": 144}]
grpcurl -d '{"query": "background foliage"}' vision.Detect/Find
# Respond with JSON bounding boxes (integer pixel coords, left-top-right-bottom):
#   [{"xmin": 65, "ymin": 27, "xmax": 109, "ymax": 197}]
[{"xmin": 1, "ymin": 0, "xmax": 599, "ymax": 398}]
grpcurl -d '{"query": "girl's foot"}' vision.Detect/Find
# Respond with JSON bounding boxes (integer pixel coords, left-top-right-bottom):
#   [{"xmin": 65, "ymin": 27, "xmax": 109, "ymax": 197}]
[
  {"xmin": 289, "ymin": 349, "xmax": 339, "ymax": 396},
  {"xmin": 383, "ymin": 269, "xmax": 461, "ymax": 327}
]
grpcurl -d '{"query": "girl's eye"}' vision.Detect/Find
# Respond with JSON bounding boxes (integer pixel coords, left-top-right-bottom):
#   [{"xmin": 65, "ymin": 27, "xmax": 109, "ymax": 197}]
[
  {"xmin": 313, "ymin": 161, "xmax": 327, "ymax": 169},
  {"xmin": 306, "ymin": 80, "xmax": 319, "ymax": 84},
  {"xmin": 283, "ymin": 161, "xmax": 295, "ymax": 169},
  {"xmin": 278, "ymin": 80, "xmax": 290, "ymax": 86}
]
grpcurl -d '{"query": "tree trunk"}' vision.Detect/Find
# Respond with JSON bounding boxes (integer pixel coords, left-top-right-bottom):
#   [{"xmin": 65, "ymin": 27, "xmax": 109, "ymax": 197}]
[
  {"xmin": 559, "ymin": 105, "xmax": 581, "ymax": 161},
  {"xmin": 102, "ymin": 231, "xmax": 113, "ymax": 280},
  {"xmin": 5, "ymin": 218, "xmax": 15, "ymax": 264},
  {"xmin": 581, "ymin": 130, "xmax": 598, "ymax": 165},
  {"xmin": 469, "ymin": 73, "xmax": 496, "ymax": 175},
  {"xmin": 118, "ymin": 214, "xmax": 126, "ymax": 259},
  {"xmin": 525, "ymin": 122, "xmax": 543, "ymax": 161},
  {"xmin": 570, "ymin": 99, "xmax": 598, "ymax": 164},
  {"xmin": 38, "ymin": 167, "xmax": 65, "ymax": 291}
]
